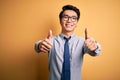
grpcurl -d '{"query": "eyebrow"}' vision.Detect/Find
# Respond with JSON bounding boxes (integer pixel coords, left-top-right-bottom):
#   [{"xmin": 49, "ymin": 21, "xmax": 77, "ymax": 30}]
[{"xmin": 63, "ymin": 14, "xmax": 77, "ymax": 17}]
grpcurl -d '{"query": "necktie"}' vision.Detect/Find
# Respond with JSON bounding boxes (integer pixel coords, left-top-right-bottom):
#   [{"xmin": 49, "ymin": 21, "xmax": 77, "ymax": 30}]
[{"xmin": 61, "ymin": 37, "xmax": 71, "ymax": 80}]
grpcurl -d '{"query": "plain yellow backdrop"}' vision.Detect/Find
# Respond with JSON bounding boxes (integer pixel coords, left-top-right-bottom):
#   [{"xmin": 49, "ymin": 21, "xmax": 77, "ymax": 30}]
[{"xmin": 0, "ymin": 0, "xmax": 120, "ymax": 80}]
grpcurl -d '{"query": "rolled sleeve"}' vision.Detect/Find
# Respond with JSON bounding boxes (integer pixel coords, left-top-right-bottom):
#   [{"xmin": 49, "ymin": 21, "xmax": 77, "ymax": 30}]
[
  {"xmin": 94, "ymin": 42, "xmax": 101, "ymax": 56},
  {"xmin": 34, "ymin": 40, "xmax": 42, "ymax": 53}
]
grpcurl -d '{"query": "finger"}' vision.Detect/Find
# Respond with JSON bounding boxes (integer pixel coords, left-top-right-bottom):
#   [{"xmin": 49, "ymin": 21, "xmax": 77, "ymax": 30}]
[
  {"xmin": 85, "ymin": 38, "xmax": 95, "ymax": 47},
  {"xmin": 47, "ymin": 30, "xmax": 52, "ymax": 40},
  {"xmin": 85, "ymin": 39, "xmax": 92, "ymax": 47},
  {"xmin": 85, "ymin": 27, "xmax": 88, "ymax": 40},
  {"xmin": 40, "ymin": 45, "xmax": 50, "ymax": 51},
  {"xmin": 89, "ymin": 44, "xmax": 97, "ymax": 51},
  {"xmin": 44, "ymin": 38, "xmax": 53, "ymax": 46},
  {"xmin": 85, "ymin": 40, "xmax": 97, "ymax": 51},
  {"xmin": 40, "ymin": 48, "xmax": 48, "ymax": 53},
  {"xmin": 41, "ymin": 41, "xmax": 52, "ymax": 49}
]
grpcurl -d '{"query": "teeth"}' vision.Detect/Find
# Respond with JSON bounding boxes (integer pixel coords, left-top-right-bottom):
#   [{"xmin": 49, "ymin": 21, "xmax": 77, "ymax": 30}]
[{"xmin": 66, "ymin": 24, "xmax": 71, "ymax": 27}]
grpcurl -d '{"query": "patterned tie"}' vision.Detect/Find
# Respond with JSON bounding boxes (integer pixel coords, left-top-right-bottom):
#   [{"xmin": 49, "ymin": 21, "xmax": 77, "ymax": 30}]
[{"xmin": 61, "ymin": 37, "xmax": 71, "ymax": 80}]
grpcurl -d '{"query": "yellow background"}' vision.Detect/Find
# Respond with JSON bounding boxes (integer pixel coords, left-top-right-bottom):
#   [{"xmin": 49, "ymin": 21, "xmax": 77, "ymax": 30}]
[{"xmin": 0, "ymin": 0, "xmax": 120, "ymax": 80}]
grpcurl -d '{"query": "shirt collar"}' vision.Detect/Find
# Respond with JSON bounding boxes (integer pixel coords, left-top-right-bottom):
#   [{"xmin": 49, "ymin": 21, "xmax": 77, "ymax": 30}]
[{"xmin": 59, "ymin": 33, "xmax": 75, "ymax": 40}]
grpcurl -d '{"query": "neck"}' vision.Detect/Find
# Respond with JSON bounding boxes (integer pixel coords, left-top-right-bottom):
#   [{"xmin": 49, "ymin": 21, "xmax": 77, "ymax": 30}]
[{"xmin": 61, "ymin": 31, "xmax": 74, "ymax": 38}]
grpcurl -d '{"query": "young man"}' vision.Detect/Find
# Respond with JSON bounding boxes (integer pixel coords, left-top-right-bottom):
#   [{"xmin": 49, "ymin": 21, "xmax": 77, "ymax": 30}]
[{"xmin": 35, "ymin": 5, "xmax": 101, "ymax": 80}]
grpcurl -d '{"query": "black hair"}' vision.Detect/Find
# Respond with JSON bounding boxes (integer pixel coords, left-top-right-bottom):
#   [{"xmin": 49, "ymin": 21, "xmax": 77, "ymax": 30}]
[{"xmin": 59, "ymin": 5, "xmax": 80, "ymax": 20}]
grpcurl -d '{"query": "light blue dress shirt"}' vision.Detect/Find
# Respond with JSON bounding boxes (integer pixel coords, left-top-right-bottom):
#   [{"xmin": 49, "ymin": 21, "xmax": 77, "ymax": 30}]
[{"xmin": 35, "ymin": 33, "xmax": 101, "ymax": 80}]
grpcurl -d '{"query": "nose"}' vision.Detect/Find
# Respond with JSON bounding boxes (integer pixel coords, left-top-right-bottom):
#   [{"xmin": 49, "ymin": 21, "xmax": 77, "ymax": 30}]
[{"xmin": 67, "ymin": 17, "xmax": 72, "ymax": 22}]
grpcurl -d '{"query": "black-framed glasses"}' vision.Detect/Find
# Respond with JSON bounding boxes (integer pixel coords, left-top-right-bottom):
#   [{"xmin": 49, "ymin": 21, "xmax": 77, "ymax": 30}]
[{"xmin": 62, "ymin": 15, "xmax": 78, "ymax": 22}]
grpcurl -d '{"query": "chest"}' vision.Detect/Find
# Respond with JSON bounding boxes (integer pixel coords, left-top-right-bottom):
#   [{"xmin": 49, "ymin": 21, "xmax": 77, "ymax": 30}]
[{"xmin": 51, "ymin": 39, "xmax": 84, "ymax": 61}]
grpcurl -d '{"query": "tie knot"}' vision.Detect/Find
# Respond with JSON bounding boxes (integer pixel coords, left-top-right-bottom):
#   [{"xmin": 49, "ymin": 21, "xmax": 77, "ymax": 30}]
[{"xmin": 64, "ymin": 36, "xmax": 71, "ymax": 41}]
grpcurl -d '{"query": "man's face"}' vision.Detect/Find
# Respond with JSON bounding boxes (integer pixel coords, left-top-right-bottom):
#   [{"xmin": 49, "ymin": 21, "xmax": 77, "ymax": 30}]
[{"xmin": 60, "ymin": 10, "xmax": 78, "ymax": 33}]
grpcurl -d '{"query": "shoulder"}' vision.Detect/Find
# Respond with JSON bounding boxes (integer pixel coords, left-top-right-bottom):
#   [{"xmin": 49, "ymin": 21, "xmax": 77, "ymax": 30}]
[
  {"xmin": 50, "ymin": 35, "xmax": 62, "ymax": 43},
  {"xmin": 73, "ymin": 35, "xmax": 85, "ymax": 42}
]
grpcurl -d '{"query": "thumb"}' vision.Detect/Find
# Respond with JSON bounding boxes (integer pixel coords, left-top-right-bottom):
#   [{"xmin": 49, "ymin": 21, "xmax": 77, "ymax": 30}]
[
  {"xmin": 85, "ymin": 27, "xmax": 89, "ymax": 40},
  {"xmin": 47, "ymin": 30, "xmax": 52, "ymax": 40}
]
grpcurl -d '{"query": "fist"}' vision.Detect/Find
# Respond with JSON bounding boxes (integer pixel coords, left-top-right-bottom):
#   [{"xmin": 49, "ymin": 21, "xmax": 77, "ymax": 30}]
[
  {"xmin": 84, "ymin": 28, "xmax": 98, "ymax": 51},
  {"xmin": 39, "ymin": 30, "xmax": 53, "ymax": 53}
]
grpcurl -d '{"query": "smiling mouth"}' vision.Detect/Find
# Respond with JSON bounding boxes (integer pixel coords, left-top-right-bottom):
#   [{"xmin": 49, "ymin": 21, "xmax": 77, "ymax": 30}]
[{"xmin": 66, "ymin": 24, "xmax": 73, "ymax": 27}]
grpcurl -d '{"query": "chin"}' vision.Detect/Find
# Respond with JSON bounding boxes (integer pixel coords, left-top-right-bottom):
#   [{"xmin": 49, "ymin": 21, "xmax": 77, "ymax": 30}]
[{"xmin": 65, "ymin": 29, "xmax": 74, "ymax": 32}]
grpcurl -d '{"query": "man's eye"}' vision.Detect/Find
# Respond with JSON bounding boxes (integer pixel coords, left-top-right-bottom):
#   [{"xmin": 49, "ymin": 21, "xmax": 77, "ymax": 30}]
[
  {"xmin": 64, "ymin": 16, "xmax": 68, "ymax": 18},
  {"xmin": 72, "ymin": 17, "xmax": 77, "ymax": 20}
]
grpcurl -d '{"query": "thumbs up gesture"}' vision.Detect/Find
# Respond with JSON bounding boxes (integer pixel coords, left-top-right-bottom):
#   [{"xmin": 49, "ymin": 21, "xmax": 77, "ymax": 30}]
[
  {"xmin": 39, "ymin": 30, "xmax": 53, "ymax": 53},
  {"xmin": 84, "ymin": 28, "xmax": 98, "ymax": 51}
]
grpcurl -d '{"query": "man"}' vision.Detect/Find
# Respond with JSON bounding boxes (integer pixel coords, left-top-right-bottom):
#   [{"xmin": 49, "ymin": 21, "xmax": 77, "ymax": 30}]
[{"xmin": 35, "ymin": 5, "xmax": 101, "ymax": 80}]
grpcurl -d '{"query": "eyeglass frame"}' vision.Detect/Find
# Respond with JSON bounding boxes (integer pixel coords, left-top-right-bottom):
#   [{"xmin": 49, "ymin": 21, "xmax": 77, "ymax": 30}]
[{"xmin": 62, "ymin": 15, "xmax": 78, "ymax": 22}]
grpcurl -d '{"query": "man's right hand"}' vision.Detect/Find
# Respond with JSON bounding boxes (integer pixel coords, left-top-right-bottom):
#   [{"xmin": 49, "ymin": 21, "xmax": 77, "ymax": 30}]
[{"xmin": 39, "ymin": 30, "xmax": 53, "ymax": 53}]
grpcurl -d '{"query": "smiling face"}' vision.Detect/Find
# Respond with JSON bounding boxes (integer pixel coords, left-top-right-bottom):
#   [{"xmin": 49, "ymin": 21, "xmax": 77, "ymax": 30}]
[{"xmin": 60, "ymin": 10, "xmax": 78, "ymax": 34}]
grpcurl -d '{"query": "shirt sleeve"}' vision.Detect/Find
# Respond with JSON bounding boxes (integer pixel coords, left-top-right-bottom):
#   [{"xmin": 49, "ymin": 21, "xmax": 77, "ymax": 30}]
[
  {"xmin": 34, "ymin": 40, "xmax": 43, "ymax": 53},
  {"xmin": 83, "ymin": 42, "xmax": 101, "ymax": 56}
]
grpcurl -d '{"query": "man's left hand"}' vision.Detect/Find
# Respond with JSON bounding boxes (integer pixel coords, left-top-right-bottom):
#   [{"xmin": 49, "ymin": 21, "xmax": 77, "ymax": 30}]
[{"xmin": 84, "ymin": 28, "xmax": 98, "ymax": 51}]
